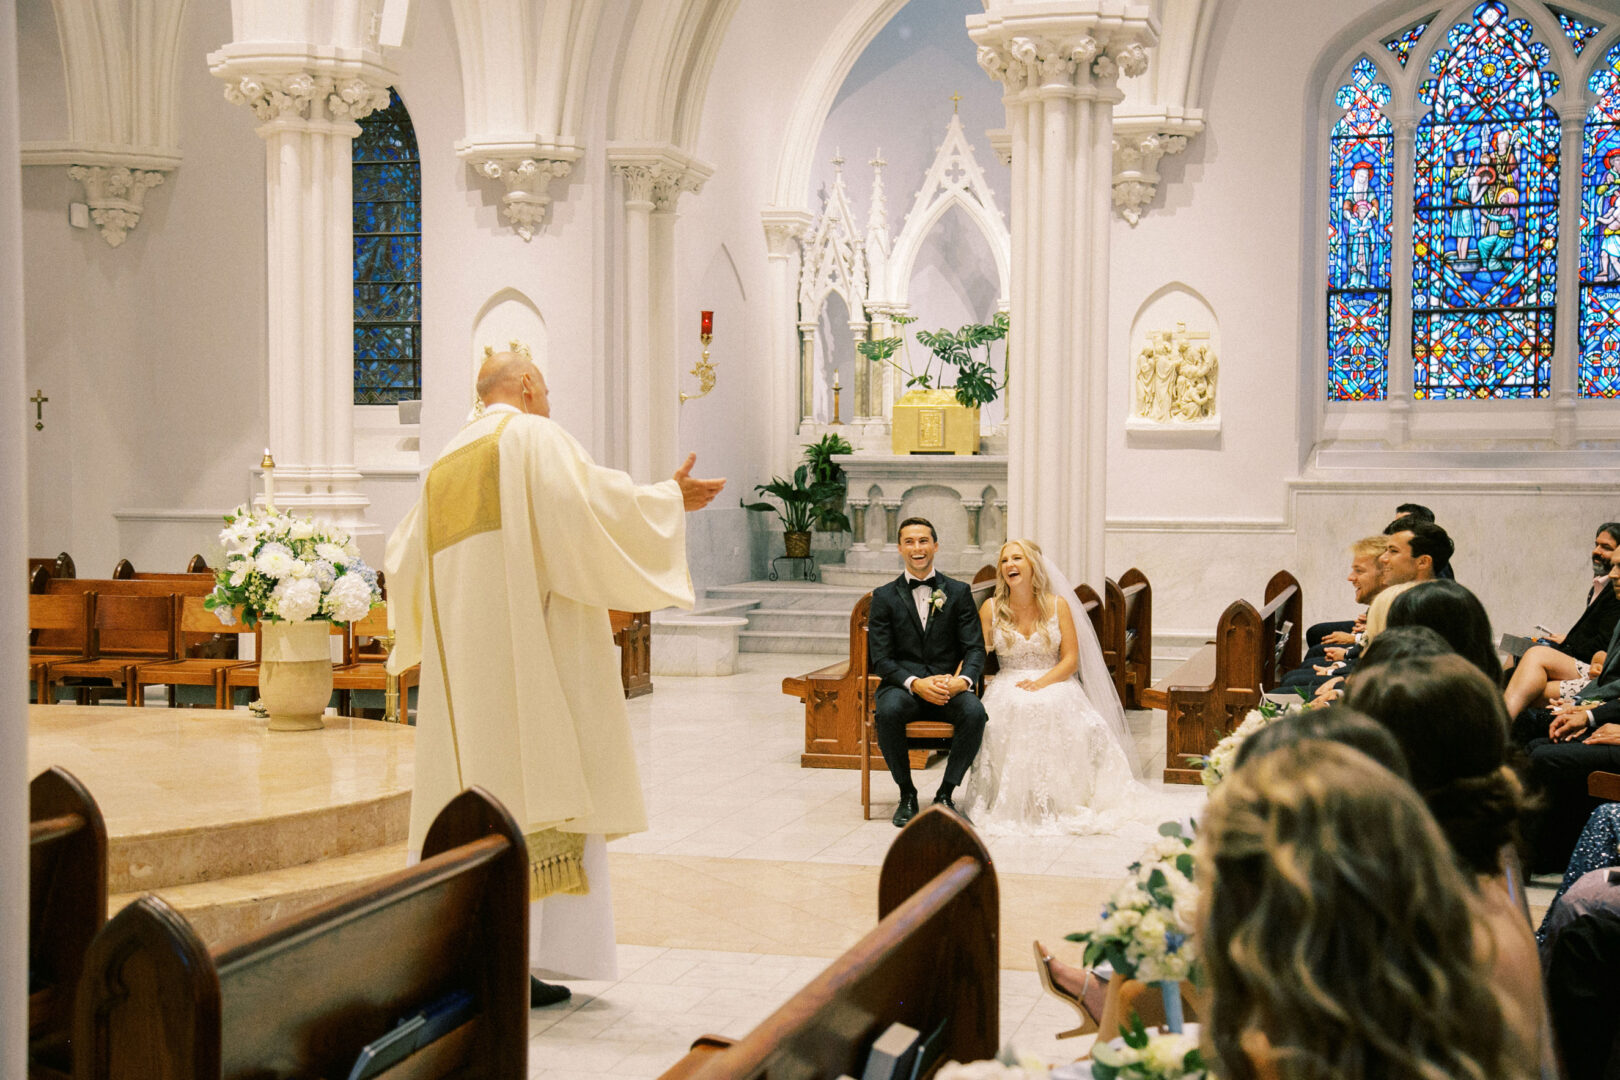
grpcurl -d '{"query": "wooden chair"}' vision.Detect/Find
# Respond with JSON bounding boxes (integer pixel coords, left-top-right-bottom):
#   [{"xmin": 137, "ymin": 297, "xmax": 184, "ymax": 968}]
[
  {"xmin": 1141, "ymin": 570, "xmax": 1302, "ymax": 784},
  {"xmin": 28, "ymin": 552, "xmax": 75, "ymax": 582},
  {"xmin": 185, "ymin": 554, "xmax": 210, "ymax": 573},
  {"xmin": 610, "ymin": 609, "xmax": 653, "ymax": 698},
  {"xmin": 856, "ymin": 593, "xmax": 960, "ymax": 821},
  {"xmin": 29, "ymin": 766, "xmax": 107, "ymax": 1078},
  {"xmin": 130, "ymin": 597, "xmax": 255, "ymax": 709},
  {"xmin": 1592, "ymin": 771, "xmax": 1620, "ymax": 802},
  {"xmin": 73, "ymin": 786, "xmax": 528, "ymax": 1080},
  {"xmin": 660, "ymin": 806, "xmax": 997, "ymax": 1080},
  {"xmin": 28, "ymin": 592, "xmax": 91, "ymax": 704},
  {"xmin": 1114, "ymin": 568, "xmax": 1153, "ymax": 709},
  {"xmin": 39, "ymin": 593, "xmax": 177, "ymax": 706},
  {"xmin": 333, "ymin": 603, "xmax": 420, "ymax": 720}
]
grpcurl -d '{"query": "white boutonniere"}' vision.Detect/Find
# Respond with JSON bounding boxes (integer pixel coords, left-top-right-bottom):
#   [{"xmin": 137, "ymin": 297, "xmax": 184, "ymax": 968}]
[{"xmin": 929, "ymin": 588, "xmax": 946, "ymax": 612}]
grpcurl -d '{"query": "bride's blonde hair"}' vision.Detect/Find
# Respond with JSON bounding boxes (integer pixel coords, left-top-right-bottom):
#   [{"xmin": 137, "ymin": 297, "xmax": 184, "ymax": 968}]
[{"xmin": 992, "ymin": 539, "xmax": 1057, "ymax": 645}]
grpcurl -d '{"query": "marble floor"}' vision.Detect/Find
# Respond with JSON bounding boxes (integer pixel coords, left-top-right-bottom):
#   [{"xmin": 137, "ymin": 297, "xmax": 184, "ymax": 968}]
[{"xmin": 542, "ymin": 652, "xmax": 1210, "ymax": 1079}]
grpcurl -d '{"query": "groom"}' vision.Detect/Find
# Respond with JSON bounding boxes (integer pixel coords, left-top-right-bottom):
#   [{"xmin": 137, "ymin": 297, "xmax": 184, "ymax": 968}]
[{"xmin": 868, "ymin": 517, "xmax": 988, "ymax": 827}]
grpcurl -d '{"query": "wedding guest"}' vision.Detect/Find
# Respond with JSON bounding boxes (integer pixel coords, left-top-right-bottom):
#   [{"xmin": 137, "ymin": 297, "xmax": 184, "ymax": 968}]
[
  {"xmin": 1380, "ymin": 520, "xmax": 1454, "ymax": 585},
  {"xmin": 1302, "ymin": 536, "xmax": 1387, "ymax": 652},
  {"xmin": 1386, "ymin": 579, "xmax": 1504, "ymax": 687},
  {"xmin": 1507, "ymin": 552, "xmax": 1620, "ymax": 719},
  {"xmin": 1229, "ymin": 704, "xmax": 1408, "ymax": 776},
  {"xmin": 1199, "ymin": 740, "xmax": 1528, "ymax": 1080}
]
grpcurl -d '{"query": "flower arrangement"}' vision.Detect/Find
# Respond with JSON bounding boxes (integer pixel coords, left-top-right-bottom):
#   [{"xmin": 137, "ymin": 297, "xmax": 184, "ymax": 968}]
[
  {"xmin": 1187, "ymin": 699, "xmax": 1291, "ymax": 790},
  {"xmin": 1067, "ymin": 822, "xmax": 1200, "ymax": 985},
  {"xmin": 204, "ymin": 506, "xmax": 380, "ymax": 626},
  {"xmin": 1090, "ymin": 1015, "xmax": 1207, "ymax": 1080}
]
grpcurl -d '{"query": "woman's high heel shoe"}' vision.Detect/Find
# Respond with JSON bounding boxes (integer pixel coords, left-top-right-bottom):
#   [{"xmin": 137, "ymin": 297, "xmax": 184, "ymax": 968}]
[{"xmin": 1033, "ymin": 940, "xmax": 1099, "ymax": 1039}]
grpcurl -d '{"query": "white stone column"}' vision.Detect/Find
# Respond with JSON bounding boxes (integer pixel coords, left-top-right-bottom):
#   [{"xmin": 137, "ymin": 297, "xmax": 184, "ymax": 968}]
[
  {"xmin": 798, "ymin": 322, "xmax": 818, "ymax": 427},
  {"xmin": 762, "ymin": 212, "xmax": 809, "ymax": 476},
  {"xmin": 209, "ymin": 53, "xmax": 393, "ymax": 536},
  {"xmin": 970, "ymin": 6, "xmax": 1155, "ymax": 585},
  {"xmin": 608, "ymin": 148, "xmax": 708, "ymax": 481},
  {"xmin": 1, "ymin": 1, "xmax": 30, "ymax": 1066},
  {"xmin": 1386, "ymin": 113, "xmax": 1417, "ymax": 443},
  {"xmin": 1553, "ymin": 101, "xmax": 1586, "ymax": 444}
]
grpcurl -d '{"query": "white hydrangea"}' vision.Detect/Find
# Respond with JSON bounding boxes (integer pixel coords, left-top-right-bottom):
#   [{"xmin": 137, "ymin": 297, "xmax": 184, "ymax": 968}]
[
  {"xmin": 255, "ymin": 542, "xmax": 297, "ymax": 580},
  {"xmin": 1142, "ymin": 1032, "xmax": 1199, "ymax": 1074},
  {"xmin": 325, "ymin": 573, "xmax": 374, "ymax": 624},
  {"xmin": 315, "ymin": 542, "xmax": 349, "ymax": 565},
  {"xmin": 270, "ymin": 577, "xmax": 322, "ymax": 622},
  {"xmin": 288, "ymin": 519, "xmax": 317, "ymax": 541},
  {"xmin": 310, "ymin": 559, "xmax": 336, "ymax": 588}
]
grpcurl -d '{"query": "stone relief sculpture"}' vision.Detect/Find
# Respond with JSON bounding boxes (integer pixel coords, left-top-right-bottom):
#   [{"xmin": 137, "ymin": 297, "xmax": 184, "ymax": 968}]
[{"xmin": 1133, "ymin": 321, "xmax": 1218, "ymax": 424}]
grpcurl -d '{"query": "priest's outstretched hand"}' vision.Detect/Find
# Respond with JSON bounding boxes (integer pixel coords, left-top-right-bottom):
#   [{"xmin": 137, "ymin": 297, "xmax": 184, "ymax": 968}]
[{"xmin": 673, "ymin": 453, "xmax": 726, "ymax": 511}]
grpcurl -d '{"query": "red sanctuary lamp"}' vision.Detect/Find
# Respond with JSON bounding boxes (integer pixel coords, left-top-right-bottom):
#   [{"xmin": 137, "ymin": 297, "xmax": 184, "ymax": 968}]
[{"xmin": 683, "ymin": 311, "xmax": 718, "ymax": 403}]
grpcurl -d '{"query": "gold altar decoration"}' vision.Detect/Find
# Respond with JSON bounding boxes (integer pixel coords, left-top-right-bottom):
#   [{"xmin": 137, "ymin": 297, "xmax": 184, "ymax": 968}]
[{"xmin": 891, "ymin": 388, "xmax": 979, "ymax": 456}]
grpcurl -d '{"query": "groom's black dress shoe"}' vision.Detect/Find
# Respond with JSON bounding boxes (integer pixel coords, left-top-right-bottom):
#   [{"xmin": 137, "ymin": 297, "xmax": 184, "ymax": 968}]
[
  {"xmin": 933, "ymin": 793, "xmax": 969, "ymax": 823},
  {"xmin": 530, "ymin": 976, "xmax": 572, "ymax": 1008},
  {"xmin": 892, "ymin": 792, "xmax": 920, "ymax": 828}
]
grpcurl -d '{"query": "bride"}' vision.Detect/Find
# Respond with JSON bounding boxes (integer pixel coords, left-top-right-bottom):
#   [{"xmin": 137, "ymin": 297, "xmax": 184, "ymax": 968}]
[{"xmin": 959, "ymin": 539, "xmax": 1143, "ymax": 835}]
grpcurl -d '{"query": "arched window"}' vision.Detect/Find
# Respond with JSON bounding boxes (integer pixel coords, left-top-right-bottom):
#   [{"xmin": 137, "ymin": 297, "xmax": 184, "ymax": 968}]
[
  {"xmin": 1580, "ymin": 39, "xmax": 1620, "ymax": 396},
  {"xmin": 1328, "ymin": 57, "xmax": 1395, "ymax": 401},
  {"xmin": 352, "ymin": 90, "xmax": 422, "ymax": 405},
  {"xmin": 1412, "ymin": 1, "xmax": 1560, "ymax": 399}
]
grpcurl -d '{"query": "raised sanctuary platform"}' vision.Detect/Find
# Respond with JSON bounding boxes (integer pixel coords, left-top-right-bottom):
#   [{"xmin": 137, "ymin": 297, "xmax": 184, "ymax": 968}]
[{"xmin": 27, "ymin": 705, "xmax": 414, "ymax": 943}]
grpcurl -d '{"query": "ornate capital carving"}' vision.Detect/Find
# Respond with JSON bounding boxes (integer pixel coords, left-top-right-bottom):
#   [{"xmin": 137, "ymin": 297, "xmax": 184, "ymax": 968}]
[
  {"xmin": 327, "ymin": 76, "xmax": 393, "ymax": 121},
  {"xmin": 221, "ymin": 72, "xmax": 335, "ymax": 122},
  {"xmin": 1112, "ymin": 119, "xmax": 1199, "ymax": 226},
  {"xmin": 762, "ymin": 218, "xmax": 806, "ymax": 258},
  {"xmin": 475, "ymin": 157, "xmax": 575, "ymax": 241},
  {"xmin": 66, "ymin": 165, "xmax": 167, "ymax": 247},
  {"xmin": 610, "ymin": 157, "xmax": 706, "ymax": 213},
  {"xmin": 1108, "ymin": 42, "xmax": 1151, "ymax": 79}
]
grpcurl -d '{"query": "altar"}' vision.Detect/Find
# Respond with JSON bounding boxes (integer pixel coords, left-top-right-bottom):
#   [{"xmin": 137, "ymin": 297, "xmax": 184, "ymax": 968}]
[{"xmin": 835, "ymin": 453, "xmax": 1008, "ymax": 574}]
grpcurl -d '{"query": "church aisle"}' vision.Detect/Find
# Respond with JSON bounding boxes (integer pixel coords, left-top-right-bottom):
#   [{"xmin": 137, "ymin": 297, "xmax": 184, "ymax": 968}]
[{"xmin": 528, "ymin": 652, "xmax": 1203, "ymax": 1075}]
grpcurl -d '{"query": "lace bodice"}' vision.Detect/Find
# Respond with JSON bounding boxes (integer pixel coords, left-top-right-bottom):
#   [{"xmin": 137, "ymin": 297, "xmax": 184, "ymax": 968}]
[{"xmin": 993, "ymin": 612, "xmax": 1061, "ymax": 673}]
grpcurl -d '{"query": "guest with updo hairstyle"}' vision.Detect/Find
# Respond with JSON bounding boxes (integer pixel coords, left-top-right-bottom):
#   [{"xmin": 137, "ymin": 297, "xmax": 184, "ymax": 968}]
[
  {"xmin": 1344, "ymin": 653, "xmax": 1545, "ymax": 1072},
  {"xmin": 1230, "ymin": 703, "xmax": 1408, "ymax": 778},
  {"xmin": 1350, "ymin": 623, "xmax": 1454, "ymax": 672},
  {"xmin": 1385, "ymin": 578, "xmax": 1504, "ymax": 687},
  {"xmin": 1198, "ymin": 740, "xmax": 1524, "ymax": 1080}
]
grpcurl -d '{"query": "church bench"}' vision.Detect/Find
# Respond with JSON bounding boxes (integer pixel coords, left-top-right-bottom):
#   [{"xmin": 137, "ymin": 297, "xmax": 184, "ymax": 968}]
[
  {"xmin": 1140, "ymin": 570, "xmax": 1302, "ymax": 784},
  {"xmin": 657, "ymin": 806, "xmax": 997, "ymax": 1080},
  {"xmin": 1591, "ymin": 771, "xmax": 1620, "ymax": 801},
  {"xmin": 611, "ymin": 608, "xmax": 653, "ymax": 698},
  {"xmin": 39, "ymin": 593, "xmax": 178, "ymax": 707},
  {"xmin": 29, "ymin": 766, "xmax": 107, "ymax": 1080},
  {"xmin": 29, "ymin": 593, "xmax": 91, "ymax": 704},
  {"xmin": 130, "ymin": 596, "xmax": 256, "ymax": 709},
  {"xmin": 1112, "ymin": 568, "xmax": 1153, "ymax": 709},
  {"xmin": 28, "ymin": 551, "xmax": 76, "ymax": 582},
  {"xmin": 110, "ymin": 557, "xmax": 213, "ymax": 581},
  {"xmin": 73, "ymin": 786, "xmax": 528, "ymax": 1080}
]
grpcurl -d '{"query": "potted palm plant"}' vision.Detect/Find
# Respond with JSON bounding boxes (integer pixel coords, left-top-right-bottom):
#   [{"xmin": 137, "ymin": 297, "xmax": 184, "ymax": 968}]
[{"xmin": 741, "ymin": 464, "xmax": 850, "ymax": 558}]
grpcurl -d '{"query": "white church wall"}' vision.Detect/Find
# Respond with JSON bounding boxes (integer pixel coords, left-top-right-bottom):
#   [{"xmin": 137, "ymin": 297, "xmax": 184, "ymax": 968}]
[{"xmin": 21, "ymin": 0, "xmax": 267, "ymax": 575}]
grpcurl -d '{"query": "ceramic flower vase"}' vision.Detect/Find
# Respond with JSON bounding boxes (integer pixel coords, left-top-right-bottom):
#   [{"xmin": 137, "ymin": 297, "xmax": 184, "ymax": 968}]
[{"xmin": 259, "ymin": 620, "xmax": 333, "ymax": 731}]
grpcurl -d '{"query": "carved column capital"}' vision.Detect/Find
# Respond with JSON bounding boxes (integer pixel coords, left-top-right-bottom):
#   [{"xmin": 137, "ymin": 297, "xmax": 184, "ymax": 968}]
[
  {"xmin": 608, "ymin": 147, "xmax": 712, "ymax": 214},
  {"xmin": 66, "ymin": 164, "xmax": 167, "ymax": 247},
  {"xmin": 327, "ymin": 76, "xmax": 394, "ymax": 121},
  {"xmin": 1111, "ymin": 117, "xmax": 1201, "ymax": 226},
  {"xmin": 474, "ymin": 156, "xmax": 576, "ymax": 241},
  {"xmin": 761, "ymin": 211, "xmax": 811, "ymax": 259},
  {"xmin": 220, "ymin": 72, "xmax": 337, "ymax": 123}
]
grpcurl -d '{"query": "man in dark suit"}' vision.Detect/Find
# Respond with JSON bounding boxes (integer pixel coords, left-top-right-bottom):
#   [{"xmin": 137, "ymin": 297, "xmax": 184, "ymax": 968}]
[{"xmin": 867, "ymin": 517, "xmax": 988, "ymax": 827}]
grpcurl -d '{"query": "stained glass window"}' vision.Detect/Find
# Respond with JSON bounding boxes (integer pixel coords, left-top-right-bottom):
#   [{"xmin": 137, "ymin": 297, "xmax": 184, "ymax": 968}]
[
  {"xmin": 353, "ymin": 90, "xmax": 421, "ymax": 405},
  {"xmin": 1385, "ymin": 20, "xmax": 1432, "ymax": 67},
  {"xmin": 1549, "ymin": 5, "xmax": 1602, "ymax": 55},
  {"xmin": 1580, "ymin": 40, "xmax": 1620, "ymax": 396},
  {"xmin": 1328, "ymin": 58, "xmax": 1395, "ymax": 400},
  {"xmin": 1412, "ymin": 1, "xmax": 1559, "ymax": 399}
]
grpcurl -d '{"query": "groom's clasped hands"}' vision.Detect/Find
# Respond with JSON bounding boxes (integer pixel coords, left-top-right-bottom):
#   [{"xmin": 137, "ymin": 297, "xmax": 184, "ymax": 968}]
[{"xmin": 911, "ymin": 673, "xmax": 970, "ymax": 705}]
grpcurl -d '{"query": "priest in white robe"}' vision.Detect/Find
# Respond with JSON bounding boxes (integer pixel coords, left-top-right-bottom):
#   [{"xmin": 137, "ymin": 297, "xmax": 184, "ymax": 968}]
[{"xmin": 385, "ymin": 350, "xmax": 724, "ymax": 1006}]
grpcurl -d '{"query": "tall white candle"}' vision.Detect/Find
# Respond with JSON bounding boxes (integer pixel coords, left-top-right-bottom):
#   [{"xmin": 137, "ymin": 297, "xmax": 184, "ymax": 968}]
[{"xmin": 261, "ymin": 448, "xmax": 276, "ymax": 510}]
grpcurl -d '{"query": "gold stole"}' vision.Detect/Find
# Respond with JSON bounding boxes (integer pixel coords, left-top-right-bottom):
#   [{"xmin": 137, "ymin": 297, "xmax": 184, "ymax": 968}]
[{"xmin": 424, "ymin": 414, "xmax": 588, "ymax": 901}]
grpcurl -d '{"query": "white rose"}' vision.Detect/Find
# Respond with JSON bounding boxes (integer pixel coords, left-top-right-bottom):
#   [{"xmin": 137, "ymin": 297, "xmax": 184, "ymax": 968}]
[
  {"xmin": 255, "ymin": 542, "xmax": 297, "ymax": 580},
  {"xmin": 315, "ymin": 542, "xmax": 348, "ymax": 565},
  {"xmin": 325, "ymin": 573, "xmax": 374, "ymax": 624},
  {"xmin": 270, "ymin": 577, "xmax": 322, "ymax": 622},
  {"xmin": 1138, "ymin": 911, "xmax": 1167, "ymax": 939}
]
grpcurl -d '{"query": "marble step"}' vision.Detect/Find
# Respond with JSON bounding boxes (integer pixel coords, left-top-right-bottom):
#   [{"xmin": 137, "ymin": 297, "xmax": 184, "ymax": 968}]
[
  {"xmin": 112, "ymin": 840, "xmax": 410, "ymax": 946},
  {"xmin": 111, "ymin": 787, "xmax": 411, "ymax": 894},
  {"xmin": 741, "ymin": 607, "xmax": 851, "ymax": 635},
  {"xmin": 738, "ymin": 629, "xmax": 849, "ymax": 655},
  {"xmin": 703, "ymin": 580, "xmax": 868, "ymax": 611}
]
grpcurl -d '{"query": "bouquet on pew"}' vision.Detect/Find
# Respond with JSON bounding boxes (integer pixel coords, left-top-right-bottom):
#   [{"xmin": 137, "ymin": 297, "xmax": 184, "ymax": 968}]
[
  {"xmin": 204, "ymin": 506, "xmax": 381, "ymax": 627},
  {"xmin": 1090, "ymin": 1014, "xmax": 1206, "ymax": 1079},
  {"xmin": 1188, "ymin": 699, "xmax": 1287, "ymax": 790},
  {"xmin": 1067, "ymin": 822, "xmax": 1200, "ymax": 986}
]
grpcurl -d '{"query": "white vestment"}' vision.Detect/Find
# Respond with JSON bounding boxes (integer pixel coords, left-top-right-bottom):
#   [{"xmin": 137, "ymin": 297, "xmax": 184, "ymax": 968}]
[{"xmin": 386, "ymin": 404, "xmax": 692, "ymax": 979}]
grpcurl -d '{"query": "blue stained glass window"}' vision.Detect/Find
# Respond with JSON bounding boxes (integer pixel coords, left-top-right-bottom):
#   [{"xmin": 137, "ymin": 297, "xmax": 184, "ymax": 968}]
[
  {"xmin": 1550, "ymin": 5, "xmax": 1602, "ymax": 55},
  {"xmin": 1385, "ymin": 21, "xmax": 1432, "ymax": 67},
  {"xmin": 1580, "ymin": 40, "xmax": 1620, "ymax": 396},
  {"xmin": 1412, "ymin": 1, "xmax": 1559, "ymax": 399},
  {"xmin": 1328, "ymin": 57, "xmax": 1395, "ymax": 400},
  {"xmin": 353, "ymin": 90, "xmax": 421, "ymax": 405}
]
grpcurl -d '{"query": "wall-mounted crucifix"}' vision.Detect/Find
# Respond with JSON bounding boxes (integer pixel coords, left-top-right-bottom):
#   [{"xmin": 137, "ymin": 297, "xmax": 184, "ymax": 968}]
[{"xmin": 30, "ymin": 389, "xmax": 48, "ymax": 431}]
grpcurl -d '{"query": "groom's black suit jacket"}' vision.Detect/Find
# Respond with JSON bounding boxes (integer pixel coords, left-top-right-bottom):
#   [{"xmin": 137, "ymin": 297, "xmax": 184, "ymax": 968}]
[{"xmin": 868, "ymin": 572, "xmax": 987, "ymax": 692}]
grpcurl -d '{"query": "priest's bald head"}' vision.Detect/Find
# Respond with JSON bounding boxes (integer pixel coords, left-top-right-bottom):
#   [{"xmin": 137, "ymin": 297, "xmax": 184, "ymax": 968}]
[{"xmin": 477, "ymin": 350, "xmax": 550, "ymax": 417}]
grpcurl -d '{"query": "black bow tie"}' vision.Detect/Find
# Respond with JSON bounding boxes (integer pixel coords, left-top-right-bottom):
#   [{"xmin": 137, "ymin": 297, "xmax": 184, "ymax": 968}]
[{"xmin": 912, "ymin": 576, "xmax": 940, "ymax": 592}]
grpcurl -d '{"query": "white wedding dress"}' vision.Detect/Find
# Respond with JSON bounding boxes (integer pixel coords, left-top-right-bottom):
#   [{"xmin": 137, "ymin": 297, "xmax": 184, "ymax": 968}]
[{"xmin": 959, "ymin": 611, "xmax": 1142, "ymax": 836}]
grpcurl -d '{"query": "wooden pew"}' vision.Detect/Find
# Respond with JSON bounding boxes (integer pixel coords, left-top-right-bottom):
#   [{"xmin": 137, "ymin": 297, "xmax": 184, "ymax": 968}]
[
  {"xmin": 659, "ymin": 806, "xmax": 997, "ymax": 1080},
  {"xmin": 39, "ymin": 593, "xmax": 177, "ymax": 706},
  {"xmin": 610, "ymin": 609, "xmax": 653, "ymax": 698},
  {"xmin": 29, "ymin": 767, "xmax": 107, "ymax": 1079},
  {"xmin": 784, "ymin": 595, "xmax": 881, "ymax": 770},
  {"xmin": 29, "ymin": 552, "xmax": 76, "ymax": 581},
  {"xmin": 73, "ymin": 787, "xmax": 528, "ymax": 1080},
  {"xmin": 1140, "ymin": 570, "xmax": 1302, "ymax": 784},
  {"xmin": 1113, "ymin": 568, "xmax": 1153, "ymax": 709},
  {"xmin": 29, "ymin": 593, "xmax": 91, "ymax": 704}
]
